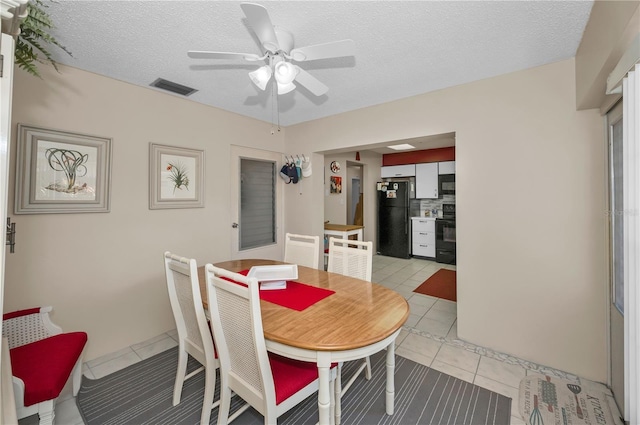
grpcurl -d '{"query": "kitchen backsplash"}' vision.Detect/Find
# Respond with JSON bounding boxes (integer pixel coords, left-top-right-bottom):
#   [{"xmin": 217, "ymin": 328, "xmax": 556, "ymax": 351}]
[{"xmin": 409, "ymin": 195, "xmax": 456, "ymax": 217}]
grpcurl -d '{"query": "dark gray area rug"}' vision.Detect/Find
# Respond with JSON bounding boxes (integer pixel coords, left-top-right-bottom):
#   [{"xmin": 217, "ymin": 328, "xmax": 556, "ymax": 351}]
[{"xmin": 76, "ymin": 347, "xmax": 511, "ymax": 424}]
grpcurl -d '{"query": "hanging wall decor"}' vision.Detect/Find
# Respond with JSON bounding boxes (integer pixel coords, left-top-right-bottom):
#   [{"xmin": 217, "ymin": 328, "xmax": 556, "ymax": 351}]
[
  {"xmin": 15, "ymin": 124, "xmax": 112, "ymax": 214},
  {"xmin": 149, "ymin": 143, "xmax": 204, "ymax": 209},
  {"xmin": 330, "ymin": 176, "xmax": 342, "ymax": 194}
]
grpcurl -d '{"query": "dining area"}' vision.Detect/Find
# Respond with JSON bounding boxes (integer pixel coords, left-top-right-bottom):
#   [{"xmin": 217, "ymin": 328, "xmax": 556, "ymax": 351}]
[
  {"xmin": 38, "ymin": 238, "xmax": 517, "ymax": 425},
  {"xmin": 11, "ymin": 232, "xmax": 515, "ymax": 425},
  {"xmin": 163, "ymin": 232, "xmax": 410, "ymax": 425}
]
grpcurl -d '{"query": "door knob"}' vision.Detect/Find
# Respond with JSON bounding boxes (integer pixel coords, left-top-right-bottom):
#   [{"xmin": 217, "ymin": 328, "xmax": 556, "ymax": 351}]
[{"xmin": 232, "ymin": 222, "xmax": 239, "ymax": 228}]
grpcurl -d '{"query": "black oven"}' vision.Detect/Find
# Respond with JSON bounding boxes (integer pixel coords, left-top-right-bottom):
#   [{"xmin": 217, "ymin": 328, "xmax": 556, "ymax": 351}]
[
  {"xmin": 436, "ymin": 203, "xmax": 456, "ymax": 264},
  {"xmin": 438, "ymin": 174, "xmax": 455, "ymax": 197}
]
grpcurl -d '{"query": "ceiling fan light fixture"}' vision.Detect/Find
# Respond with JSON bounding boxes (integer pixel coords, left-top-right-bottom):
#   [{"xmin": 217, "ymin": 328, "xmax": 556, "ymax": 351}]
[
  {"xmin": 274, "ymin": 61, "xmax": 296, "ymax": 85},
  {"xmin": 277, "ymin": 81, "xmax": 296, "ymax": 95},
  {"xmin": 249, "ymin": 65, "xmax": 273, "ymax": 91},
  {"xmin": 189, "ymin": 3, "xmax": 356, "ymax": 100}
]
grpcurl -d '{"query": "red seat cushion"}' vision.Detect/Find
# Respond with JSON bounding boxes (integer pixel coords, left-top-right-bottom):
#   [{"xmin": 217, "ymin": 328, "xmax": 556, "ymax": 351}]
[
  {"xmin": 10, "ymin": 332, "xmax": 87, "ymax": 406},
  {"xmin": 268, "ymin": 352, "xmax": 335, "ymax": 405},
  {"xmin": 3, "ymin": 307, "xmax": 40, "ymax": 320}
]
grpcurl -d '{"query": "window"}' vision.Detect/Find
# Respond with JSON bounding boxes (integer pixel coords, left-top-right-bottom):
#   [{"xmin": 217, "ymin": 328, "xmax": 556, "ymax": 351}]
[{"xmin": 239, "ymin": 158, "xmax": 276, "ymax": 250}]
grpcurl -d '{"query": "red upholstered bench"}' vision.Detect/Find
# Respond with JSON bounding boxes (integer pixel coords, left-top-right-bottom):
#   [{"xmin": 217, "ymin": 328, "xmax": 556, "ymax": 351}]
[{"xmin": 2, "ymin": 307, "xmax": 87, "ymax": 425}]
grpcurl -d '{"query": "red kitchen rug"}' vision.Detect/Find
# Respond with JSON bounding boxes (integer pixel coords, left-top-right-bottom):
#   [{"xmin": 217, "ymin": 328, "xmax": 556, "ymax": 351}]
[{"xmin": 413, "ymin": 269, "xmax": 456, "ymax": 301}]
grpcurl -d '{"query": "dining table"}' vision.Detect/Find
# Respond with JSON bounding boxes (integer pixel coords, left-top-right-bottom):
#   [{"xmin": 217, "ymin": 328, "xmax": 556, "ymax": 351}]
[{"xmin": 197, "ymin": 259, "xmax": 409, "ymax": 425}]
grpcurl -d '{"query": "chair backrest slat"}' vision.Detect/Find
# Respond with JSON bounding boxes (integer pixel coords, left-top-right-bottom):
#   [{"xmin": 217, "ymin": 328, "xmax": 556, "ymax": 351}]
[
  {"xmin": 284, "ymin": 233, "xmax": 320, "ymax": 269},
  {"xmin": 327, "ymin": 237, "xmax": 373, "ymax": 282}
]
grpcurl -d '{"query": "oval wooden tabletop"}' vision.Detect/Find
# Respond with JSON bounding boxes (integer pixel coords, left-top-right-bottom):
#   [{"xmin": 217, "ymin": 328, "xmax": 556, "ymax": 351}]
[{"xmin": 198, "ymin": 259, "xmax": 409, "ymax": 352}]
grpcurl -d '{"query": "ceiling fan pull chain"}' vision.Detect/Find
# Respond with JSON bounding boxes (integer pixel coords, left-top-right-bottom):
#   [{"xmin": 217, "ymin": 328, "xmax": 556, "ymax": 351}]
[
  {"xmin": 276, "ymin": 89, "xmax": 281, "ymax": 132},
  {"xmin": 271, "ymin": 80, "xmax": 276, "ymax": 135},
  {"xmin": 271, "ymin": 80, "xmax": 280, "ymax": 134}
]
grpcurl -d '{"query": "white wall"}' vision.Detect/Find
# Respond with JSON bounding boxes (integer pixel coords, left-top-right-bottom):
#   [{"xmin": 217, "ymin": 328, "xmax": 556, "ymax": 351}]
[
  {"xmin": 354, "ymin": 150, "xmax": 382, "ymax": 246},
  {"xmin": 285, "ymin": 58, "xmax": 607, "ymax": 382},
  {"xmin": 5, "ymin": 64, "xmax": 285, "ymax": 360}
]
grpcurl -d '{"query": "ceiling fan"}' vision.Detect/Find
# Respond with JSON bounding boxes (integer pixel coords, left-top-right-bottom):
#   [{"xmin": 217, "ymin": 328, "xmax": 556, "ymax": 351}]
[{"xmin": 187, "ymin": 2, "xmax": 355, "ymax": 96}]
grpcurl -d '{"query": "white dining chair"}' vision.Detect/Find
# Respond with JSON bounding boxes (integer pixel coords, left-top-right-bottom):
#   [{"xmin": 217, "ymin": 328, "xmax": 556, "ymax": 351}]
[
  {"xmin": 326, "ymin": 237, "xmax": 374, "ymax": 399},
  {"xmin": 284, "ymin": 232, "xmax": 320, "ymax": 269},
  {"xmin": 205, "ymin": 264, "xmax": 337, "ymax": 425},
  {"xmin": 163, "ymin": 252, "xmax": 220, "ymax": 425}
]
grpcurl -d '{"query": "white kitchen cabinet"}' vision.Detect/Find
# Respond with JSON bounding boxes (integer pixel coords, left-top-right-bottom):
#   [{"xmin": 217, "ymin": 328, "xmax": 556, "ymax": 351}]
[
  {"xmin": 438, "ymin": 161, "xmax": 456, "ymax": 174},
  {"xmin": 381, "ymin": 164, "xmax": 415, "ymax": 178},
  {"xmin": 411, "ymin": 218, "xmax": 436, "ymax": 258},
  {"xmin": 415, "ymin": 162, "xmax": 438, "ymax": 198}
]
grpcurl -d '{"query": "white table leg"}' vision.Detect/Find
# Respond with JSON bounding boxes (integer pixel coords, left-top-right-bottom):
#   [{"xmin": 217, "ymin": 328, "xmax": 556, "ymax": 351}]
[
  {"xmin": 385, "ymin": 342, "xmax": 396, "ymax": 415},
  {"xmin": 317, "ymin": 353, "xmax": 332, "ymax": 425}
]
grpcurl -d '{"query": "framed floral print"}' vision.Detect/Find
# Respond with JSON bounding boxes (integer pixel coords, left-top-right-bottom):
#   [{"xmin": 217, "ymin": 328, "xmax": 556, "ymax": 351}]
[
  {"xmin": 14, "ymin": 124, "xmax": 112, "ymax": 214},
  {"xmin": 149, "ymin": 143, "xmax": 204, "ymax": 209}
]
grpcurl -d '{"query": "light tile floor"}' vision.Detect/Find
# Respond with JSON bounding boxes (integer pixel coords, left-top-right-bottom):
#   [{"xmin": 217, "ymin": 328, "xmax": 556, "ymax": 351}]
[{"xmin": 32, "ymin": 255, "xmax": 621, "ymax": 425}]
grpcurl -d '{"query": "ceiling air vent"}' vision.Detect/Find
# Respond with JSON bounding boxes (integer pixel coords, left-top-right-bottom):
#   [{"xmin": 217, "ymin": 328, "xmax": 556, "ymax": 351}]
[{"xmin": 150, "ymin": 78, "xmax": 197, "ymax": 96}]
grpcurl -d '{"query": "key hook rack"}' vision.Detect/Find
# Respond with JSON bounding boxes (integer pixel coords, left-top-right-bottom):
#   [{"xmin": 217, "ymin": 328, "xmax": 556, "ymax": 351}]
[{"xmin": 284, "ymin": 154, "xmax": 307, "ymax": 164}]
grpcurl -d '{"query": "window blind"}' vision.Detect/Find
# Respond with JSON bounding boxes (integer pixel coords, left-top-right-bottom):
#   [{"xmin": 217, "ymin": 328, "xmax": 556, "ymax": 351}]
[{"xmin": 240, "ymin": 159, "xmax": 276, "ymax": 250}]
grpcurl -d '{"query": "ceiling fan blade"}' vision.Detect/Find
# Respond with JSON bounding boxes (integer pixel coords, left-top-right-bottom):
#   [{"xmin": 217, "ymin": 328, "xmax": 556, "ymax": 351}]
[
  {"xmin": 187, "ymin": 50, "xmax": 262, "ymax": 61},
  {"xmin": 294, "ymin": 66, "xmax": 329, "ymax": 96},
  {"xmin": 289, "ymin": 39, "xmax": 355, "ymax": 62},
  {"xmin": 240, "ymin": 3, "xmax": 280, "ymax": 53}
]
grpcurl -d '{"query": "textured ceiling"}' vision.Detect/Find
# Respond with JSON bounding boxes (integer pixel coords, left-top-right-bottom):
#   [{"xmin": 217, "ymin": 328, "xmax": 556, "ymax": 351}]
[{"xmin": 43, "ymin": 1, "xmax": 593, "ymax": 128}]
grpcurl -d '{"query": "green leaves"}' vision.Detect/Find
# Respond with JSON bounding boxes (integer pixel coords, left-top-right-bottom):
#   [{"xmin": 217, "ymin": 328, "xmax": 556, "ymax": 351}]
[
  {"xmin": 16, "ymin": 0, "xmax": 72, "ymax": 77},
  {"xmin": 167, "ymin": 162, "xmax": 190, "ymax": 193}
]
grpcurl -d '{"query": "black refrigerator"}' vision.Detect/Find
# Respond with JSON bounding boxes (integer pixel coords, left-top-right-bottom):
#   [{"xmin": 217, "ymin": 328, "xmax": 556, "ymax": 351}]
[{"xmin": 377, "ymin": 181, "xmax": 411, "ymax": 258}]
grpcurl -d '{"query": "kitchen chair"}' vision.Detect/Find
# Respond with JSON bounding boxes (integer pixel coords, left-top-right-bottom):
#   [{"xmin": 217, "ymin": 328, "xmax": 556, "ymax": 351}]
[
  {"xmin": 284, "ymin": 232, "xmax": 320, "ymax": 269},
  {"xmin": 205, "ymin": 264, "xmax": 337, "ymax": 425},
  {"xmin": 327, "ymin": 237, "xmax": 373, "ymax": 282},
  {"xmin": 326, "ymin": 237, "xmax": 374, "ymax": 401},
  {"xmin": 164, "ymin": 252, "xmax": 220, "ymax": 425},
  {"xmin": 2, "ymin": 306, "xmax": 87, "ymax": 425}
]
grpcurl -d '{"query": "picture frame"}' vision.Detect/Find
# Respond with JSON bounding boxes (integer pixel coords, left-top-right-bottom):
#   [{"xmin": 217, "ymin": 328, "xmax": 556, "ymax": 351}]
[
  {"xmin": 15, "ymin": 124, "xmax": 112, "ymax": 214},
  {"xmin": 149, "ymin": 143, "xmax": 204, "ymax": 209},
  {"xmin": 330, "ymin": 176, "xmax": 342, "ymax": 194}
]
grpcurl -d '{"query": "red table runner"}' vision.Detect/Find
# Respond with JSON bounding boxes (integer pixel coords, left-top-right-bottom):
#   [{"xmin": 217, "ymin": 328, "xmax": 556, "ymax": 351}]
[{"xmin": 226, "ymin": 270, "xmax": 335, "ymax": 312}]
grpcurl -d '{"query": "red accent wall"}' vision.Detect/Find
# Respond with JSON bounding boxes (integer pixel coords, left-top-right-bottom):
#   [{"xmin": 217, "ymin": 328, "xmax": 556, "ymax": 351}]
[{"xmin": 382, "ymin": 146, "xmax": 455, "ymax": 166}]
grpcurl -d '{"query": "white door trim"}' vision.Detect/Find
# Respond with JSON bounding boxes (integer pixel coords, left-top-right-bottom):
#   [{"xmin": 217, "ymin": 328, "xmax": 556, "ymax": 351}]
[
  {"xmin": 621, "ymin": 64, "xmax": 639, "ymax": 425},
  {"xmin": 0, "ymin": 31, "xmax": 19, "ymax": 424}
]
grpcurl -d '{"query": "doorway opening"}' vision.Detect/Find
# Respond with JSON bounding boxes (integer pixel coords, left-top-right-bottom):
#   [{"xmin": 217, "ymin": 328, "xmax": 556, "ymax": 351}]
[{"xmin": 347, "ymin": 162, "xmax": 363, "ymax": 226}]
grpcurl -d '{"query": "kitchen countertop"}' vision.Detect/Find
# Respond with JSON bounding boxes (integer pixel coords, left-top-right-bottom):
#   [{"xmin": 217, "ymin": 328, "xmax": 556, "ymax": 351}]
[
  {"xmin": 324, "ymin": 223, "xmax": 365, "ymax": 231},
  {"xmin": 411, "ymin": 216, "xmax": 438, "ymax": 220}
]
